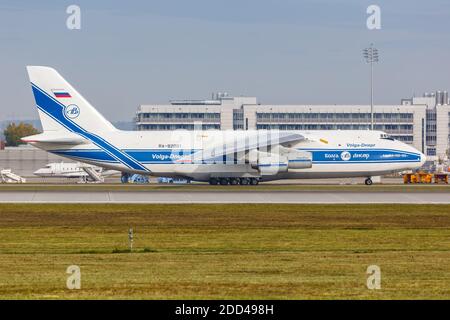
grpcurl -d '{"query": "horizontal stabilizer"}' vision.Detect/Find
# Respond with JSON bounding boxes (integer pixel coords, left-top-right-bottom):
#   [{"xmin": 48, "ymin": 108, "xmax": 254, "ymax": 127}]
[{"xmin": 21, "ymin": 132, "xmax": 88, "ymax": 145}]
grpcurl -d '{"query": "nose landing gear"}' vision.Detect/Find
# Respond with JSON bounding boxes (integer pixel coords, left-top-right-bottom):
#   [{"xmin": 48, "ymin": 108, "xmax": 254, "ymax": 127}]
[{"xmin": 364, "ymin": 177, "xmax": 373, "ymax": 186}]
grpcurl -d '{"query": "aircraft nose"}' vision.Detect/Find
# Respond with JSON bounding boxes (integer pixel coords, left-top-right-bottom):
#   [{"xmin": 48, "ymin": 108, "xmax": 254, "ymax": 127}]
[{"xmin": 420, "ymin": 152, "xmax": 427, "ymax": 166}]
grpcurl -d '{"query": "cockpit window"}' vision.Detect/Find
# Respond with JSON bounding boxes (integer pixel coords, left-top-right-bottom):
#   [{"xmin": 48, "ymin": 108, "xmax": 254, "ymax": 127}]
[{"xmin": 380, "ymin": 133, "xmax": 395, "ymax": 141}]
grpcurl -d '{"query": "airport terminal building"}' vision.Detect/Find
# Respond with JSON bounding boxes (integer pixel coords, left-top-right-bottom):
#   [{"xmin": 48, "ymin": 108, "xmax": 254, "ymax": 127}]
[{"xmin": 136, "ymin": 92, "xmax": 450, "ymax": 161}]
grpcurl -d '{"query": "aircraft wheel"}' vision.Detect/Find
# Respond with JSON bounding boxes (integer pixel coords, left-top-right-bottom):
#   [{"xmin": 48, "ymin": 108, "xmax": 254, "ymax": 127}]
[
  {"xmin": 365, "ymin": 178, "xmax": 373, "ymax": 186},
  {"xmin": 209, "ymin": 178, "xmax": 218, "ymax": 185},
  {"xmin": 219, "ymin": 178, "xmax": 229, "ymax": 185},
  {"xmin": 239, "ymin": 178, "xmax": 249, "ymax": 185},
  {"xmin": 229, "ymin": 178, "xmax": 239, "ymax": 185},
  {"xmin": 121, "ymin": 173, "xmax": 129, "ymax": 184},
  {"xmin": 250, "ymin": 178, "xmax": 259, "ymax": 185}
]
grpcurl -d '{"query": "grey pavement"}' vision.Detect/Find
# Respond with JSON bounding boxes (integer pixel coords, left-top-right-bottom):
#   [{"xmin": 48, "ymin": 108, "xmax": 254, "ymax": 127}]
[{"xmin": 0, "ymin": 191, "xmax": 448, "ymax": 204}]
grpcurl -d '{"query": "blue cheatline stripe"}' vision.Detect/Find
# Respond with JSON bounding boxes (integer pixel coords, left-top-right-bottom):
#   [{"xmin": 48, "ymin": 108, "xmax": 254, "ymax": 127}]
[
  {"xmin": 51, "ymin": 150, "xmax": 118, "ymax": 163},
  {"xmin": 31, "ymin": 83, "xmax": 150, "ymax": 172},
  {"xmin": 50, "ymin": 148, "xmax": 422, "ymax": 165},
  {"xmin": 313, "ymin": 161, "xmax": 419, "ymax": 164},
  {"xmin": 298, "ymin": 148, "xmax": 421, "ymax": 163}
]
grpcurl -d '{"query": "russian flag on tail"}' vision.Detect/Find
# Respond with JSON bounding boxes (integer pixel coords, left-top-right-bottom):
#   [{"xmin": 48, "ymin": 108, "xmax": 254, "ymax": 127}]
[{"xmin": 52, "ymin": 89, "xmax": 71, "ymax": 98}]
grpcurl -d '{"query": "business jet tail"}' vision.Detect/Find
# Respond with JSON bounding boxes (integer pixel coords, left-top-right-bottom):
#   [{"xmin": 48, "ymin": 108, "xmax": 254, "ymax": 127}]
[{"xmin": 26, "ymin": 66, "xmax": 116, "ymax": 134}]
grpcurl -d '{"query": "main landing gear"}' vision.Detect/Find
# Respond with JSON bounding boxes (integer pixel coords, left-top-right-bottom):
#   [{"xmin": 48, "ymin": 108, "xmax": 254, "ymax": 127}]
[
  {"xmin": 121, "ymin": 172, "xmax": 130, "ymax": 183},
  {"xmin": 364, "ymin": 177, "xmax": 373, "ymax": 186},
  {"xmin": 209, "ymin": 177, "xmax": 259, "ymax": 186}
]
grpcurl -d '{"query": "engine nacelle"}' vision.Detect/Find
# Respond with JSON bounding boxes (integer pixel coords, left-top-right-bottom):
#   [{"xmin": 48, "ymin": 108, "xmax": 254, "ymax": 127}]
[
  {"xmin": 249, "ymin": 148, "xmax": 312, "ymax": 174},
  {"xmin": 286, "ymin": 149, "xmax": 312, "ymax": 169},
  {"xmin": 249, "ymin": 150, "xmax": 288, "ymax": 175}
]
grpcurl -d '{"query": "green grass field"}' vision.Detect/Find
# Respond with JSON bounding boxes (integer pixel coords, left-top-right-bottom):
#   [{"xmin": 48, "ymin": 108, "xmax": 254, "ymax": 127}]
[{"xmin": 1, "ymin": 204, "xmax": 450, "ymax": 299}]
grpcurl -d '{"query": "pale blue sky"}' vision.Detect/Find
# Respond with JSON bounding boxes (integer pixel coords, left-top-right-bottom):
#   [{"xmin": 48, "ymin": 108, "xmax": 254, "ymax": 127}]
[{"xmin": 1, "ymin": 0, "xmax": 449, "ymax": 121}]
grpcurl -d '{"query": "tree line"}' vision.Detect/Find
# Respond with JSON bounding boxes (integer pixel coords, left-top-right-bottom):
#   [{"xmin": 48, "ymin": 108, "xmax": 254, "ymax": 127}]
[{"xmin": 2, "ymin": 122, "xmax": 39, "ymax": 146}]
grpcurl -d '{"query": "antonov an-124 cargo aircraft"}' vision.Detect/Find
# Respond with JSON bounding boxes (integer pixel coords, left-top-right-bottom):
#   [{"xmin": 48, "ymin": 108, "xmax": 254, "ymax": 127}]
[{"xmin": 22, "ymin": 66, "xmax": 426, "ymax": 185}]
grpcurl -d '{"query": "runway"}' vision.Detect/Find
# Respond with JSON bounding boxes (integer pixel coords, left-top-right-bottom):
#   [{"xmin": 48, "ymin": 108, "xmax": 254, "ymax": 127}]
[{"xmin": 0, "ymin": 190, "xmax": 448, "ymax": 204}]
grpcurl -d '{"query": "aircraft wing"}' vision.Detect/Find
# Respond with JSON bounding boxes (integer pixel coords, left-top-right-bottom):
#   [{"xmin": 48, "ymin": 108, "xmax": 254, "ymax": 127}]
[{"xmin": 178, "ymin": 131, "xmax": 306, "ymax": 162}]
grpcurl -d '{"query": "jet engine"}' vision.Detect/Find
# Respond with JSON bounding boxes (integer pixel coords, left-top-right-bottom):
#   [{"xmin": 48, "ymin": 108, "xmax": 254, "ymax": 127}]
[{"xmin": 249, "ymin": 147, "xmax": 312, "ymax": 175}]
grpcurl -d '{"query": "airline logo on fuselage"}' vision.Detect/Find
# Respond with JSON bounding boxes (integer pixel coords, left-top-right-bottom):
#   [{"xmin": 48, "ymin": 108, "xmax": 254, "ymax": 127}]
[
  {"xmin": 323, "ymin": 150, "xmax": 371, "ymax": 161},
  {"xmin": 340, "ymin": 151, "xmax": 351, "ymax": 161}
]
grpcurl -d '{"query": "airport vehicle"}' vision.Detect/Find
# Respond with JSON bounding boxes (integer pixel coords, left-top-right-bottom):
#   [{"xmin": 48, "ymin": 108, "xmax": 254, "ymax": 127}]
[
  {"xmin": 22, "ymin": 66, "xmax": 426, "ymax": 185},
  {"xmin": 129, "ymin": 174, "xmax": 149, "ymax": 184},
  {"xmin": 34, "ymin": 162, "xmax": 117, "ymax": 183},
  {"xmin": 0, "ymin": 169, "xmax": 26, "ymax": 183},
  {"xmin": 403, "ymin": 172, "xmax": 449, "ymax": 184}
]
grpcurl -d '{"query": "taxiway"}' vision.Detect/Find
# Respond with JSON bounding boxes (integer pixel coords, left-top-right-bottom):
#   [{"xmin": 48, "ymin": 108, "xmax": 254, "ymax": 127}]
[{"xmin": 0, "ymin": 190, "xmax": 448, "ymax": 204}]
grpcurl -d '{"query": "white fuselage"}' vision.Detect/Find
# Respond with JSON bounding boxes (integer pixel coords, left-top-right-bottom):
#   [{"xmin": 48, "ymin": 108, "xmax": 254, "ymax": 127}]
[{"xmin": 30, "ymin": 130, "xmax": 426, "ymax": 182}]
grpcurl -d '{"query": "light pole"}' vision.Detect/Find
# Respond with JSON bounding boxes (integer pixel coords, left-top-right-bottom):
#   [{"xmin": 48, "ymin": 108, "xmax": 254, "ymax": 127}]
[{"xmin": 363, "ymin": 44, "xmax": 379, "ymax": 130}]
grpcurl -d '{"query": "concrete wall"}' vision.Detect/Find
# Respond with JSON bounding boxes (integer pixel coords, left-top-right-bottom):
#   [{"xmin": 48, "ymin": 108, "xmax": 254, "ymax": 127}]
[{"xmin": 0, "ymin": 146, "xmax": 65, "ymax": 177}]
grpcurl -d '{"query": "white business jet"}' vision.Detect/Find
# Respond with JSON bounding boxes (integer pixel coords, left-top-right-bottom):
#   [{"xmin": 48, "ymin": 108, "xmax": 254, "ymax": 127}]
[{"xmin": 34, "ymin": 162, "xmax": 118, "ymax": 182}]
